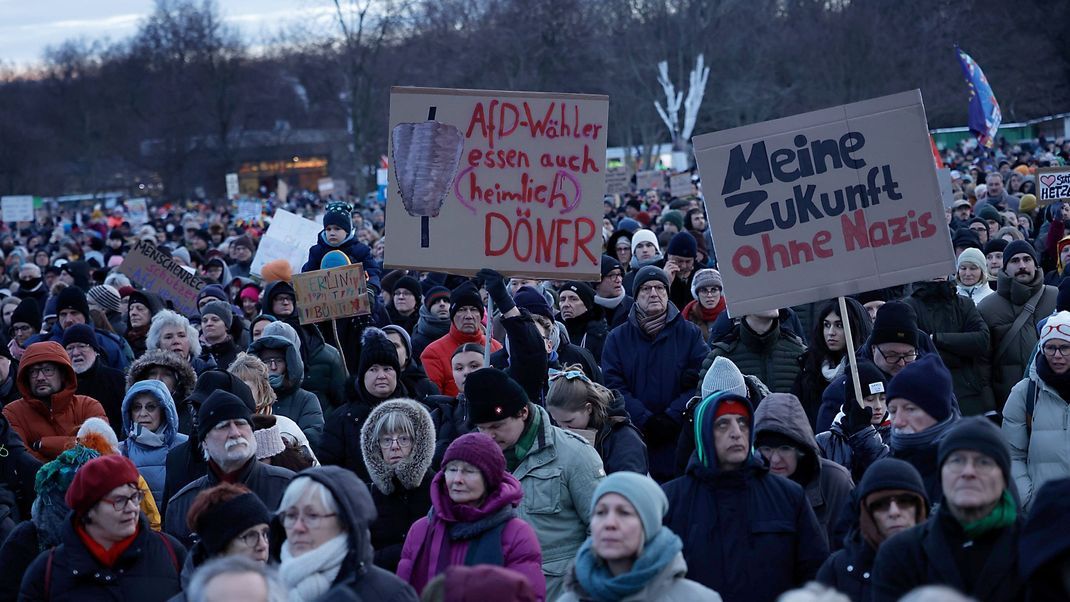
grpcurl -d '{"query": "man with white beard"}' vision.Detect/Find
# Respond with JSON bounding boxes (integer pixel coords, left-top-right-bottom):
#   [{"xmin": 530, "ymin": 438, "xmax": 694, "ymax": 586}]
[
  {"xmin": 163, "ymin": 390, "xmax": 295, "ymax": 546},
  {"xmin": 63, "ymin": 324, "xmax": 126, "ymax": 438}
]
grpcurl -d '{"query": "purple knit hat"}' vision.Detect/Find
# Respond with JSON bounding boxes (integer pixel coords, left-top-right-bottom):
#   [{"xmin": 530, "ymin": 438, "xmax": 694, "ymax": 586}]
[{"xmin": 441, "ymin": 432, "xmax": 506, "ymax": 493}]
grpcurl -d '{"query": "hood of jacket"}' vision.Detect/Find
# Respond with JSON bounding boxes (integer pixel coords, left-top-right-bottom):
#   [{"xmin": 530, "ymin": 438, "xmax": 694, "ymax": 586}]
[
  {"xmin": 16, "ymin": 341, "xmax": 77, "ymax": 404},
  {"xmin": 997, "ymin": 265, "xmax": 1047, "ymax": 306},
  {"xmin": 283, "ymin": 466, "xmax": 377, "ymax": 574},
  {"xmin": 249, "ymin": 334, "xmax": 304, "ymax": 392},
  {"xmin": 261, "ymin": 280, "xmax": 295, "ymax": 314},
  {"xmin": 688, "ymin": 392, "xmax": 763, "ymax": 479},
  {"xmin": 359, "ymin": 399, "xmax": 436, "ymax": 495},
  {"xmin": 121, "ymin": 379, "xmax": 181, "ymax": 445},
  {"xmin": 753, "ymin": 392, "xmax": 821, "ymax": 484},
  {"xmin": 125, "ymin": 348, "xmax": 197, "ymax": 403},
  {"xmin": 912, "ymin": 279, "xmax": 957, "ymax": 302}
]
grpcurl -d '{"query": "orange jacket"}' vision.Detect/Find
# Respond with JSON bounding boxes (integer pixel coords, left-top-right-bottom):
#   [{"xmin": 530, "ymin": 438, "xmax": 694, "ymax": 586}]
[
  {"xmin": 419, "ymin": 324, "xmax": 502, "ymax": 398},
  {"xmin": 2, "ymin": 342, "xmax": 107, "ymax": 461}
]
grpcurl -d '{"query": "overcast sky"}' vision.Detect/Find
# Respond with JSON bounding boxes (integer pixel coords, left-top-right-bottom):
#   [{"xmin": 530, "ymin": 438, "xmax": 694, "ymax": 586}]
[{"xmin": 0, "ymin": 0, "xmax": 323, "ymax": 67}]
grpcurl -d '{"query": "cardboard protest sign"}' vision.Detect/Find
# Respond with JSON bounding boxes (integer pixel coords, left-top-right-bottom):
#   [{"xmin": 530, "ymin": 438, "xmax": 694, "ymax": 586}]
[
  {"xmin": 636, "ymin": 169, "xmax": 662, "ymax": 190},
  {"xmin": 693, "ymin": 90, "xmax": 954, "ymax": 316},
  {"xmin": 1037, "ymin": 166, "xmax": 1070, "ymax": 207},
  {"xmin": 118, "ymin": 241, "xmax": 206, "ymax": 316},
  {"xmin": 670, "ymin": 172, "xmax": 694, "ymax": 198},
  {"xmin": 385, "ymin": 86, "xmax": 609, "ymax": 280},
  {"xmin": 251, "ymin": 209, "xmax": 322, "ymax": 276},
  {"xmin": 318, "ymin": 178, "xmax": 335, "ymax": 194},
  {"xmin": 126, "ymin": 198, "xmax": 149, "ymax": 226},
  {"xmin": 604, "ymin": 166, "xmax": 631, "ymax": 195},
  {"xmin": 937, "ymin": 168, "xmax": 954, "ymax": 208},
  {"xmin": 1, "ymin": 196, "xmax": 34, "ymax": 222},
  {"xmin": 292, "ymin": 263, "xmax": 370, "ymax": 324}
]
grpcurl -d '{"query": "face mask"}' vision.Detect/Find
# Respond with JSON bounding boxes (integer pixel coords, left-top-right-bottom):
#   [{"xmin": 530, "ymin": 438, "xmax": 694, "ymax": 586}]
[
  {"xmin": 20, "ymin": 277, "xmax": 40, "ymax": 289},
  {"xmin": 268, "ymin": 374, "xmax": 284, "ymax": 389}
]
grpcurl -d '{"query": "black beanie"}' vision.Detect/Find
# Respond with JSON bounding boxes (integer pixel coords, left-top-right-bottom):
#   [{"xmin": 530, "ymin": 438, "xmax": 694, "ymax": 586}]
[
  {"xmin": 359, "ymin": 326, "xmax": 401, "ymax": 378},
  {"xmin": 322, "ymin": 201, "xmax": 353, "ymax": 235},
  {"xmin": 61, "ymin": 324, "xmax": 98, "ymax": 351},
  {"xmin": 188, "ymin": 370, "xmax": 256, "ymax": 411},
  {"xmin": 10, "ymin": 297, "xmax": 41, "ymax": 330},
  {"xmin": 56, "ymin": 286, "xmax": 91, "ymax": 321},
  {"xmin": 844, "ymin": 360, "xmax": 887, "ymax": 405},
  {"xmin": 631, "ymin": 265, "xmax": 669, "ymax": 297},
  {"xmin": 983, "ymin": 238, "xmax": 1008, "ymax": 257},
  {"xmin": 951, "ymin": 228, "xmax": 982, "ymax": 252},
  {"xmin": 886, "ymin": 354, "xmax": 953, "ymax": 422},
  {"xmin": 393, "ymin": 276, "xmax": 423, "ymax": 306},
  {"xmin": 560, "ymin": 281, "xmax": 595, "ymax": 311},
  {"xmin": 449, "ymin": 284, "xmax": 484, "ymax": 320},
  {"xmin": 870, "ymin": 301, "xmax": 918, "ymax": 348},
  {"xmin": 600, "ymin": 254, "xmax": 622, "ymax": 278},
  {"xmin": 464, "ymin": 368, "xmax": 529, "ymax": 424},
  {"xmin": 513, "ymin": 286, "xmax": 553, "ymax": 320},
  {"xmin": 1003, "ymin": 239, "xmax": 1039, "ymax": 267},
  {"xmin": 197, "ymin": 390, "xmax": 253, "ymax": 440},
  {"xmin": 938, "ymin": 416, "xmax": 1012, "ymax": 485},
  {"xmin": 665, "ymin": 231, "xmax": 697, "ymax": 258},
  {"xmin": 192, "ymin": 491, "xmax": 272, "ymax": 557},
  {"xmin": 857, "ymin": 457, "xmax": 929, "ymax": 506}
]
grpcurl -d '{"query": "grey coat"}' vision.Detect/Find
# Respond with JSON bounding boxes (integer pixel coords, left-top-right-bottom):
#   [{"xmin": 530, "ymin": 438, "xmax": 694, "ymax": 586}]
[{"xmin": 1002, "ymin": 360, "xmax": 1070, "ymax": 509}]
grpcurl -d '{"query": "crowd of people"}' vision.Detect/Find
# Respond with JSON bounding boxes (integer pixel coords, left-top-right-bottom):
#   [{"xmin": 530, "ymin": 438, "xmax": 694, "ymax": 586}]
[{"xmin": 0, "ymin": 134, "xmax": 1068, "ymax": 602}]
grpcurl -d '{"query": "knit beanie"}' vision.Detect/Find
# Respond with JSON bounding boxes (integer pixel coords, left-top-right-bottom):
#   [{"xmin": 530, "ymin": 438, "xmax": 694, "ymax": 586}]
[
  {"xmin": 252, "ymin": 417, "xmax": 286, "ymax": 460},
  {"xmin": 259, "ymin": 259, "xmax": 292, "ymax": 284},
  {"xmin": 886, "ymin": 354, "xmax": 953, "ymax": 422},
  {"xmin": 322, "ymin": 201, "xmax": 353, "ymax": 235},
  {"xmin": 665, "ymin": 231, "xmax": 697, "ymax": 258},
  {"xmin": 984, "ymin": 238, "xmax": 1008, "ymax": 257},
  {"xmin": 631, "ymin": 265, "xmax": 669, "ymax": 297},
  {"xmin": 977, "ymin": 204, "xmax": 1004, "ymax": 226},
  {"xmin": 1040, "ymin": 311, "xmax": 1070, "ymax": 347},
  {"xmin": 197, "ymin": 390, "xmax": 253, "ymax": 440},
  {"xmin": 1019, "ymin": 194, "xmax": 1038, "ymax": 215},
  {"xmin": 701, "ymin": 356, "xmax": 747, "ymax": 399},
  {"xmin": 559, "ymin": 281, "xmax": 595, "ymax": 312},
  {"xmin": 381, "ymin": 324, "xmax": 412, "ymax": 366},
  {"xmin": 231, "ymin": 235, "xmax": 255, "ymax": 252},
  {"xmin": 690, "ymin": 269, "xmax": 723, "ymax": 300},
  {"xmin": 359, "ymin": 326, "xmax": 401, "ymax": 378},
  {"xmin": 956, "ymin": 248, "xmax": 988, "ymax": 274},
  {"xmin": 449, "ymin": 284, "xmax": 484, "ymax": 320},
  {"xmin": 393, "ymin": 276, "xmax": 423, "ymax": 307},
  {"xmin": 464, "ymin": 368, "xmax": 529, "ymax": 424},
  {"xmin": 188, "ymin": 371, "xmax": 256, "ymax": 413},
  {"xmin": 869, "ymin": 301, "xmax": 918, "ymax": 348},
  {"xmin": 592, "ymin": 471, "xmax": 668, "ymax": 543},
  {"xmin": 442, "ymin": 432, "xmax": 506, "ymax": 493},
  {"xmin": 35, "ymin": 444, "xmax": 101, "ymax": 502},
  {"xmin": 844, "ymin": 360, "xmax": 887, "ymax": 405},
  {"xmin": 56, "ymin": 286, "xmax": 90, "ymax": 320},
  {"xmin": 443, "ymin": 565, "xmax": 536, "ymax": 602},
  {"xmin": 239, "ymin": 284, "xmax": 261, "ymax": 303},
  {"xmin": 64, "ymin": 455, "xmax": 140, "ymax": 517},
  {"xmin": 513, "ymin": 286, "xmax": 553, "ymax": 320},
  {"xmin": 87, "ymin": 285, "xmax": 122, "ymax": 314},
  {"xmin": 630, "ymin": 229, "xmax": 660, "ymax": 255},
  {"xmin": 424, "ymin": 286, "xmax": 451, "ymax": 309},
  {"xmin": 616, "ymin": 217, "xmax": 641, "ymax": 233},
  {"xmin": 937, "ymin": 417, "xmax": 1012, "ymax": 484},
  {"xmin": 192, "ymin": 488, "xmax": 273, "ymax": 557},
  {"xmin": 1003, "ymin": 239, "xmax": 1039, "ymax": 266},
  {"xmin": 11, "ymin": 297, "xmax": 41, "ymax": 329},
  {"xmin": 197, "ymin": 284, "xmax": 229, "ymax": 305},
  {"xmin": 600, "ymin": 255, "xmax": 622, "ymax": 278},
  {"xmin": 660, "ymin": 210, "xmax": 685, "ymax": 232},
  {"xmin": 951, "ymin": 228, "xmax": 982, "ymax": 252},
  {"xmin": 61, "ymin": 324, "xmax": 98, "ymax": 351},
  {"xmin": 201, "ymin": 300, "xmax": 233, "ymax": 329},
  {"xmin": 857, "ymin": 457, "xmax": 928, "ymax": 505},
  {"xmin": 714, "ymin": 397, "xmax": 751, "ymax": 421}
]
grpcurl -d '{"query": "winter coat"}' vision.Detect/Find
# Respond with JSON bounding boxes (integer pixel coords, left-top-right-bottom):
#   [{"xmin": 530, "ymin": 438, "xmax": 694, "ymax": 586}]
[
  {"xmin": 119, "ymin": 380, "xmax": 189, "ymax": 504},
  {"xmin": 0, "ymin": 520, "xmax": 38, "ymax": 602},
  {"xmin": 74, "ymin": 359, "xmax": 127, "ymax": 439},
  {"xmin": 410, "ymin": 305, "xmax": 450, "ymax": 359},
  {"xmin": 594, "ymin": 393, "xmax": 648, "ymax": 475},
  {"xmin": 487, "ymin": 312, "xmax": 551, "ymax": 404},
  {"xmin": 299, "ymin": 326, "xmax": 347, "ymax": 414},
  {"xmin": 19, "ymin": 514, "xmax": 186, "ymax": 601},
  {"xmin": 396, "ymin": 473, "xmax": 544, "ymax": 600},
  {"xmin": 511, "ymin": 405, "xmax": 605, "ymax": 601},
  {"xmin": 1003, "ymin": 359, "xmax": 1070, "ymax": 509},
  {"xmin": 424, "ymin": 394, "xmax": 471, "ymax": 470},
  {"xmin": 700, "ymin": 320, "xmax": 806, "ymax": 395},
  {"xmin": 957, "ymin": 280, "xmax": 995, "ymax": 304},
  {"xmin": 0, "ymin": 412, "xmax": 39, "ymax": 524},
  {"xmin": 34, "ymin": 324, "xmax": 132, "ymax": 372},
  {"xmin": 559, "ymin": 551, "xmax": 723, "ymax": 602},
  {"xmin": 160, "ymin": 439, "xmax": 206, "ymax": 517},
  {"xmin": 302, "ymin": 235, "xmax": 383, "ymax": 293},
  {"xmin": 420, "ymin": 324, "xmax": 503, "ymax": 398},
  {"xmin": 596, "ymin": 295, "xmax": 634, "ymax": 330},
  {"xmin": 249, "ymin": 334, "xmax": 325, "ymax": 448},
  {"xmin": 126, "ymin": 350, "xmax": 198, "ymax": 435},
  {"xmin": 317, "ymin": 382, "xmax": 411, "ymax": 484},
  {"xmin": 662, "ymin": 394, "xmax": 828, "ymax": 602},
  {"xmin": 602, "ymin": 303, "xmax": 708, "ymax": 482},
  {"xmin": 753, "ymin": 393, "xmax": 855, "ymax": 546},
  {"xmin": 560, "ymin": 311, "xmax": 608, "ymax": 362},
  {"xmin": 816, "ymin": 416, "xmax": 891, "ymax": 484},
  {"xmin": 978, "ymin": 268, "xmax": 1058, "ymax": 407},
  {"xmin": 164, "ymin": 458, "xmax": 294, "ymax": 548},
  {"xmin": 271, "ymin": 466, "xmax": 419, "ymax": 602},
  {"xmin": 387, "ymin": 305, "xmax": 420, "ymax": 334},
  {"xmin": 904, "ymin": 281, "xmax": 993, "ymax": 416},
  {"xmin": 816, "ymin": 531, "xmax": 876, "ymax": 602},
  {"xmin": 870, "ymin": 505, "xmax": 1026, "ymax": 602},
  {"xmin": 1020, "ymin": 478, "xmax": 1070, "ymax": 602},
  {"xmin": 792, "ymin": 352, "xmax": 839, "ymax": 430},
  {"xmin": 2, "ymin": 342, "xmax": 108, "ymax": 461},
  {"xmin": 399, "ymin": 362, "xmax": 439, "ymax": 404},
  {"xmin": 361, "ymin": 400, "xmax": 436, "ymax": 572},
  {"xmin": 200, "ymin": 337, "xmax": 239, "ymax": 374}
]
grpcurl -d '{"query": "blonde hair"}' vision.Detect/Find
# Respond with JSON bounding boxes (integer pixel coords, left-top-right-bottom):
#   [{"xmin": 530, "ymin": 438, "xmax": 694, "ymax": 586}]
[
  {"xmin": 228, "ymin": 352, "xmax": 277, "ymax": 414},
  {"xmin": 545, "ymin": 364, "xmax": 612, "ymax": 429}
]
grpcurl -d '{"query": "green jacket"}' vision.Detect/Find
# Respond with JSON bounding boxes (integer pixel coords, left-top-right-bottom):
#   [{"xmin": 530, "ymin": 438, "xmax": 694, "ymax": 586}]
[
  {"xmin": 699, "ymin": 320, "xmax": 805, "ymax": 394},
  {"xmin": 513, "ymin": 404, "xmax": 605, "ymax": 601}
]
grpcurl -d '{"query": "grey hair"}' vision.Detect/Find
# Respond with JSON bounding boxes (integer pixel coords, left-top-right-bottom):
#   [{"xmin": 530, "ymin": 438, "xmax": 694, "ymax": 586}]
[
  {"xmin": 898, "ymin": 587, "xmax": 977, "ymax": 602},
  {"xmin": 19, "ymin": 264, "xmax": 40, "ymax": 277},
  {"xmin": 186, "ymin": 555, "xmax": 287, "ymax": 602},
  {"xmin": 277, "ymin": 476, "xmax": 338, "ymax": 516},
  {"xmin": 372, "ymin": 410, "xmax": 415, "ymax": 442},
  {"xmin": 777, "ymin": 583, "xmax": 852, "ymax": 602},
  {"xmin": 147, "ymin": 310, "xmax": 202, "ymax": 357},
  {"xmin": 103, "ymin": 272, "xmax": 131, "ymax": 289}
]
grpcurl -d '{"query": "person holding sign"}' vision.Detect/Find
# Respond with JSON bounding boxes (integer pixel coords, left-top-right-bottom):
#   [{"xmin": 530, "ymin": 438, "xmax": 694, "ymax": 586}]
[
  {"xmin": 301, "ymin": 201, "xmax": 382, "ymax": 294},
  {"xmin": 817, "ymin": 361, "xmax": 891, "ymax": 484},
  {"xmin": 419, "ymin": 285, "xmax": 502, "ymax": 398}
]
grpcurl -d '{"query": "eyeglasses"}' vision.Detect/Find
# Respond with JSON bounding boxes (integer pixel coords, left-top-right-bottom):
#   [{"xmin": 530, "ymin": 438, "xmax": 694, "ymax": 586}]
[
  {"xmin": 637, "ymin": 283, "xmax": 667, "ymax": 296},
  {"xmin": 392, "ymin": 290, "xmax": 414, "ymax": 298},
  {"xmin": 867, "ymin": 494, "xmax": 919, "ymax": 513},
  {"xmin": 757, "ymin": 445, "xmax": 801, "ymax": 458},
  {"xmin": 378, "ymin": 435, "xmax": 413, "ymax": 449},
  {"xmin": 602, "ymin": 271, "xmax": 623, "ymax": 281},
  {"xmin": 875, "ymin": 347, "xmax": 918, "ymax": 365},
  {"xmin": 28, "ymin": 365, "xmax": 58, "ymax": 378},
  {"xmin": 131, "ymin": 402, "xmax": 160, "ymax": 414},
  {"xmin": 12, "ymin": 324, "xmax": 33, "ymax": 334},
  {"xmin": 262, "ymin": 357, "xmax": 285, "ymax": 368},
  {"xmin": 696, "ymin": 287, "xmax": 722, "ymax": 296},
  {"xmin": 237, "ymin": 527, "xmax": 270, "ymax": 547},
  {"xmin": 1043, "ymin": 344, "xmax": 1070, "ymax": 358},
  {"xmin": 969, "ymin": 225, "xmax": 987, "ymax": 233},
  {"xmin": 281, "ymin": 510, "xmax": 337, "ymax": 529},
  {"xmin": 103, "ymin": 490, "xmax": 144, "ymax": 512}
]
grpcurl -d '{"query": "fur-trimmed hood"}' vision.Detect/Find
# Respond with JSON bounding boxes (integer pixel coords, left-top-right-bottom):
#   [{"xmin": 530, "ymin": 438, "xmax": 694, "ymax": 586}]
[
  {"xmin": 359, "ymin": 398, "xmax": 435, "ymax": 495},
  {"xmin": 125, "ymin": 348, "xmax": 198, "ymax": 403}
]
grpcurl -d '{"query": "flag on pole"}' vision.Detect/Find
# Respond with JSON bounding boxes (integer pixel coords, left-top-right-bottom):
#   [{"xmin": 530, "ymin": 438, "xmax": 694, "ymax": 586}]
[{"xmin": 955, "ymin": 47, "xmax": 1002, "ymax": 148}]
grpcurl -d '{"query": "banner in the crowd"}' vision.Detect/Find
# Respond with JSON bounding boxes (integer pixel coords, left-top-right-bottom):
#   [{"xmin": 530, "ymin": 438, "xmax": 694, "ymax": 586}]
[
  {"xmin": 292, "ymin": 263, "xmax": 370, "ymax": 324},
  {"xmin": 251, "ymin": 209, "xmax": 323, "ymax": 277},
  {"xmin": 118, "ymin": 240, "xmax": 206, "ymax": 315},
  {"xmin": 1037, "ymin": 166, "xmax": 1070, "ymax": 207},
  {"xmin": 126, "ymin": 197, "xmax": 149, "ymax": 226},
  {"xmin": 636, "ymin": 169, "xmax": 661, "ymax": 190},
  {"xmin": 318, "ymin": 178, "xmax": 334, "ymax": 194},
  {"xmin": 670, "ymin": 172, "xmax": 694, "ymax": 198},
  {"xmin": 236, "ymin": 199, "xmax": 262, "ymax": 221},
  {"xmin": 937, "ymin": 168, "xmax": 954, "ymax": 208},
  {"xmin": 225, "ymin": 173, "xmax": 239, "ymax": 199},
  {"xmin": 1, "ymin": 196, "xmax": 34, "ymax": 222},
  {"xmin": 693, "ymin": 89, "xmax": 955, "ymax": 316},
  {"xmin": 604, "ymin": 166, "xmax": 631, "ymax": 195},
  {"xmin": 385, "ymin": 86, "xmax": 609, "ymax": 280}
]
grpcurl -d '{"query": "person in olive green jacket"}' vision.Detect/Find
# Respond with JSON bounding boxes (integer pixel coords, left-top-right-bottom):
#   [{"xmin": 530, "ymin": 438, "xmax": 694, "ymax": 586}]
[
  {"xmin": 464, "ymin": 367, "xmax": 605, "ymax": 602},
  {"xmin": 699, "ymin": 309, "xmax": 806, "ymax": 395}
]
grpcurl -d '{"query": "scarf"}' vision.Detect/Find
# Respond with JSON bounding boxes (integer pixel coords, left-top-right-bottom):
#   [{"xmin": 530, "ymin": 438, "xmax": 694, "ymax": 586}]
[
  {"xmin": 7, "ymin": 339, "xmax": 24, "ymax": 360},
  {"xmin": 635, "ymin": 303, "xmax": 668, "ymax": 338},
  {"xmin": 684, "ymin": 297, "xmax": 725, "ymax": 324},
  {"xmin": 629, "ymin": 253, "xmax": 663, "ymax": 270},
  {"xmin": 75, "ymin": 522, "xmax": 139, "ymax": 568},
  {"xmin": 889, "ymin": 413, "xmax": 957, "ymax": 453},
  {"xmin": 960, "ymin": 490, "xmax": 1017, "ymax": 539},
  {"xmin": 505, "ymin": 409, "xmax": 541, "ymax": 472},
  {"xmin": 280, "ymin": 533, "xmax": 348, "ymax": 602},
  {"xmin": 127, "ymin": 424, "xmax": 167, "ymax": 449},
  {"xmin": 574, "ymin": 527, "xmax": 683, "ymax": 601},
  {"xmin": 820, "ymin": 359, "xmax": 839, "ymax": 382},
  {"xmin": 1036, "ymin": 354, "xmax": 1070, "ymax": 402},
  {"xmin": 595, "ymin": 293, "xmax": 625, "ymax": 309}
]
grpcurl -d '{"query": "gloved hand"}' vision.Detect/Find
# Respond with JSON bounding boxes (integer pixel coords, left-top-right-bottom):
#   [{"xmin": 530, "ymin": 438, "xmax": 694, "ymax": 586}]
[
  {"xmin": 843, "ymin": 400, "xmax": 874, "ymax": 435},
  {"xmin": 475, "ymin": 268, "xmax": 514, "ymax": 313},
  {"xmin": 680, "ymin": 368, "xmax": 700, "ymax": 391},
  {"xmin": 643, "ymin": 413, "xmax": 680, "ymax": 446}
]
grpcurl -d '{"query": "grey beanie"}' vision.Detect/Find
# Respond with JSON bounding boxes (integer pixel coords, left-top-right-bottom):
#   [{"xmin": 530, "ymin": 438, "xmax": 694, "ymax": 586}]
[
  {"xmin": 701, "ymin": 356, "xmax": 747, "ymax": 399},
  {"xmin": 200, "ymin": 300, "xmax": 233, "ymax": 329},
  {"xmin": 690, "ymin": 269, "xmax": 724, "ymax": 300},
  {"xmin": 591, "ymin": 471, "xmax": 667, "ymax": 543}
]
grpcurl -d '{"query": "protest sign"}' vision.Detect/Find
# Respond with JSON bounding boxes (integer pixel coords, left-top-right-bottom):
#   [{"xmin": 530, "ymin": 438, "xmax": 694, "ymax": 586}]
[
  {"xmin": 636, "ymin": 169, "xmax": 662, "ymax": 190},
  {"xmin": 318, "ymin": 177, "xmax": 335, "ymax": 194},
  {"xmin": 937, "ymin": 168, "xmax": 954, "ymax": 208},
  {"xmin": 693, "ymin": 89, "xmax": 955, "ymax": 316},
  {"xmin": 1, "ymin": 196, "xmax": 34, "ymax": 222},
  {"xmin": 225, "ymin": 173, "xmax": 239, "ymax": 199},
  {"xmin": 670, "ymin": 172, "xmax": 694, "ymax": 198},
  {"xmin": 1036, "ymin": 166, "xmax": 1070, "ymax": 207},
  {"xmin": 251, "ymin": 209, "xmax": 323, "ymax": 276},
  {"xmin": 292, "ymin": 263, "xmax": 370, "ymax": 324},
  {"xmin": 385, "ymin": 86, "xmax": 609, "ymax": 280},
  {"xmin": 604, "ymin": 166, "xmax": 631, "ymax": 195},
  {"xmin": 236, "ymin": 199, "xmax": 262, "ymax": 221},
  {"xmin": 118, "ymin": 240, "xmax": 206, "ymax": 316},
  {"xmin": 126, "ymin": 197, "xmax": 149, "ymax": 226}
]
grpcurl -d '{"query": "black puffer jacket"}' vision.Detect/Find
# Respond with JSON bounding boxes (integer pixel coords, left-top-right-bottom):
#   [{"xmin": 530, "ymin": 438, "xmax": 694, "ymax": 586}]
[
  {"xmin": 317, "ymin": 382, "xmax": 410, "ymax": 485},
  {"xmin": 816, "ymin": 530, "xmax": 875, "ymax": 602},
  {"xmin": 0, "ymin": 412, "xmax": 39, "ymax": 524},
  {"xmin": 700, "ymin": 319, "xmax": 805, "ymax": 395},
  {"xmin": 595, "ymin": 391, "xmax": 648, "ymax": 475},
  {"xmin": 425, "ymin": 394, "xmax": 471, "ymax": 470},
  {"xmin": 816, "ymin": 418, "xmax": 891, "ymax": 484}
]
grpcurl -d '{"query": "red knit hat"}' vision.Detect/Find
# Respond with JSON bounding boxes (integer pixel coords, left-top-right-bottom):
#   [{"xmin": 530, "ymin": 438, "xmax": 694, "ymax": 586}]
[
  {"xmin": 65, "ymin": 455, "xmax": 140, "ymax": 516},
  {"xmin": 714, "ymin": 398, "xmax": 750, "ymax": 421}
]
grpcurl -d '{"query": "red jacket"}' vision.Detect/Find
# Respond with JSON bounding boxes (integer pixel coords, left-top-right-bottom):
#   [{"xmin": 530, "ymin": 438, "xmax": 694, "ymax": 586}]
[
  {"xmin": 2, "ymin": 341, "xmax": 107, "ymax": 461},
  {"xmin": 419, "ymin": 324, "xmax": 502, "ymax": 397}
]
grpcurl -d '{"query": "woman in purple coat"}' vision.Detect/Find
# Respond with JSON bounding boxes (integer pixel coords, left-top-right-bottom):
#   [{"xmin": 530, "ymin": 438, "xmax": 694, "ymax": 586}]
[{"xmin": 396, "ymin": 432, "xmax": 545, "ymax": 600}]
